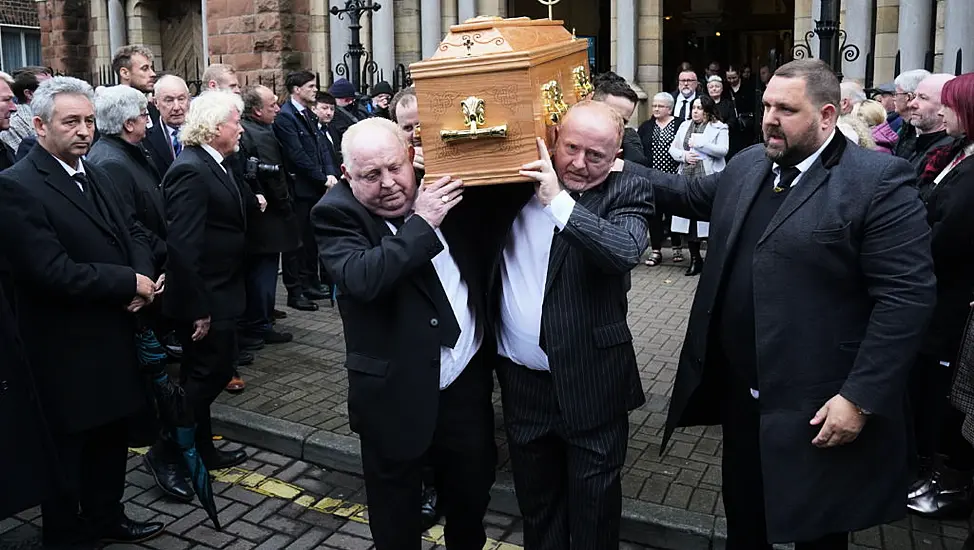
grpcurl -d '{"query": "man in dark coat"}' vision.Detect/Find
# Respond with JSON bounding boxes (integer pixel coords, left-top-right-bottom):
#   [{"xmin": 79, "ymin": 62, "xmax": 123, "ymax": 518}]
[
  {"xmin": 143, "ymin": 75, "xmax": 190, "ymax": 177},
  {"xmin": 274, "ymin": 71, "xmax": 340, "ymax": 311},
  {"xmin": 487, "ymin": 102, "xmax": 653, "ymax": 548},
  {"xmin": 312, "ymin": 117, "xmax": 496, "ymax": 549},
  {"xmin": 592, "ymin": 75, "xmax": 650, "ymax": 166},
  {"xmin": 0, "ymin": 76, "xmax": 164, "ymax": 546},
  {"xmin": 162, "ymin": 89, "xmax": 254, "ymax": 474},
  {"xmin": 898, "ymin": 73, "xmax": 957, "ymax": 197},
  {"xmin": 232, "ymin": 85, "xmax": 300, "ymax": 346},
  {"xmin": 328, "ymin": 77, "xmax": 368, "ymax": 139},
  {"xmin": 652, "ymin": 59, "xmax": 936, "ymax": 549}
]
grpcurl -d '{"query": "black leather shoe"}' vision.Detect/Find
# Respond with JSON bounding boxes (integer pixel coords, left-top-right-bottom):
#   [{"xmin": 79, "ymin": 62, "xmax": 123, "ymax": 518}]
[
  {"xmin": 288, "ymin": 296, "xmax": 319, "ymax": 311},
  {"xmin": 238, "ymin": 350, "xmax": 255, "ymax": 366},
  {"xmin": 99, "ymin": 516, "xmax": 165, "ymax": 543},
  {"xmin": 684, "ymin": 258, "xmax": 703, "ymax": 276},
  {"xmin": 273, "ymin": 308, "xmax": 288, "ymax": 320},
  {"xmin": 420, "ymin": 483, "xmax": 441, "ymax": 531},
  {"xmin": 907, "ymin": 466, "xmax": 974, "ymax": 518},
  {"xmin": 264, "ymin": 330, "xmax": 293, "ymax": 344},
  {"xmin": 304, "ymin": 287, "xmax": 328, "ymax": 300},
  {"xmin": 203, "ymin": 448, "xmax": 248, "ymax": 471},
  {"xmin": 144, "ymin": 447, "xmax": 193, "ymax": 502},
  {"xmin": 239, "ymin": 336, "xmax": 265, "ymax": 351}
]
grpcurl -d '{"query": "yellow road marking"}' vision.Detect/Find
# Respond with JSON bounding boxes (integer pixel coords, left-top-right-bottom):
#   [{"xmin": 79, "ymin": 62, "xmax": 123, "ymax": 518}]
[{"xmin": 130, "ymin": 447, "xmax": 522, "ymax": 549}]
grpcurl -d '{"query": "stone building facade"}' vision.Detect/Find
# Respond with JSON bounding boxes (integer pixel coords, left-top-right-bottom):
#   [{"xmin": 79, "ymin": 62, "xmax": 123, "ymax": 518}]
[
  {"xmin": 0, "ymin": 0, "xmax": 40, "ymax": 73},
  {"xmin": 31, "ymin": 0, "xmax": 974, "ymax": 119}
]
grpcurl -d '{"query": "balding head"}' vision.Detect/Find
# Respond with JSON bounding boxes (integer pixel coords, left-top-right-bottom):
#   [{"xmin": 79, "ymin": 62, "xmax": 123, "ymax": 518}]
[
  {"xmin": 153, "ymin": 74, "xmax": 190, "ymax": 128},
  {"xmin": 911, "ymin": 73, "xmax": 955, "ymax": 134},
  {"xmin": 341, "ymin": 118, "xmax": 415, "ymax": 218},
  {"xmin": 553, "ymin": 101, "xmax": 624, "ymax": 192}
]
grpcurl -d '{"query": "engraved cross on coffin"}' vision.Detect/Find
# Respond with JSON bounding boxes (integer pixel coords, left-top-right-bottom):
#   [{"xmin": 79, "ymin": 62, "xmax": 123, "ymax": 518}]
[{"xmin": 409, "ymin": 16, "xmax": 593, "ymax": 186}]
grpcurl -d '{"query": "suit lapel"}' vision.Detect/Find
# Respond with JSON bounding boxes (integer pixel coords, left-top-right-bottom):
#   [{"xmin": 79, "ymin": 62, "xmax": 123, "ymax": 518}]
[
  {"xmin": 722, "ymin": 157, "xmax": 771, "ymax": 256},
  {"xmin": 36, "ymin": 151, "xmax": 118, "ymax": 239},
  {"xmin": 367, "ymin": 208, "xmax": 436, "ymax": 306},
  {"xmin": 543, "ymin": 182, "xmax": 608, "ymax": 298},
  {"xmin": 196, "ymin": 147, "xmax": 245, "ymax": 221}
]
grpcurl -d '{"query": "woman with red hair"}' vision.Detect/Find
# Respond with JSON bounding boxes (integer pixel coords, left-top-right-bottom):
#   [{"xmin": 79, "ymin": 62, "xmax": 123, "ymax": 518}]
[{"xmin": 909, "ymin": 72, "xmax": 974, "ymax": 526}]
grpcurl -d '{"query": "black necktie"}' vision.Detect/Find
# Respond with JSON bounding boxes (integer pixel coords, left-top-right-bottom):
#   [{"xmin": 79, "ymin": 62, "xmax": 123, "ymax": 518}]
[
  {"xmin": 73, "ymin": 172, "xmax": 89, "ymax": 194},
  {"xmin": 389, "ymin": 216, "xmax": 405, "ymax": 229},
  {"xmin": 774, "ymin": 166, "xmax": 801, "ymax": 193},
  {"xmin": 678, "ymin": 98, "xmax": 688, "ymax": 120},
  {"xmin": 570, "ymin": 191, "xmax": 581, "ymax": 201}
]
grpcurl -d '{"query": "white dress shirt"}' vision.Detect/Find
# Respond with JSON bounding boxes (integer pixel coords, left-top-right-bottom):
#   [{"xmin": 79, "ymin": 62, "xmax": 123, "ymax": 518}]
[
  {"xmin": 674, "ymin": 92, "xmax": 697, "ymax": 120},
  {"xmin": 201, "ymin": 143, "xmax": 226, "ymax": 172},
  {"xmin": 54, "ymin": 155, "xmax": 86, "ymax": 191},
  {"xmin": 496, "ymin": 191, "xmax": 576, "ymax": 372},
  {"xmin": 385, "ymin": 219, "xmax": 482, "ymax": 389},
  {"xmin": 771, "ymin": 129, "xmax": 836, "ymax": 188}
]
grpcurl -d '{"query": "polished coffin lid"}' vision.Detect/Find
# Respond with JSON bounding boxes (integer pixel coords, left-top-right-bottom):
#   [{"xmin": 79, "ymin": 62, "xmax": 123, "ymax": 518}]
[{"xmin": 409, "ymin": 16, "xmax": 591, "ymax": 186}]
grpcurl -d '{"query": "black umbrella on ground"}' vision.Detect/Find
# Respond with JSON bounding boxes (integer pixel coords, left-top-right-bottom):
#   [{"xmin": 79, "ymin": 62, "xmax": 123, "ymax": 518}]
[{"xmin": 136, "ymin": 326, "xmax": 221, "ymax": 530}]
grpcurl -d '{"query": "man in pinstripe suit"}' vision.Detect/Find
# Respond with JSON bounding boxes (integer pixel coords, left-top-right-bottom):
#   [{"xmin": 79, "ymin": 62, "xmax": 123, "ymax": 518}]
[{"xmin": 490, "ymin": 101, "xmax": 654, "ymax": 549}]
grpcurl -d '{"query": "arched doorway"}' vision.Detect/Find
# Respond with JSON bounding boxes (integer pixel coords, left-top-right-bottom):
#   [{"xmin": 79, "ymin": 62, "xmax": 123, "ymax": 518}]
[{"xmin": 661, "ymin": 0, "xmax": 794, "ymax": 89}]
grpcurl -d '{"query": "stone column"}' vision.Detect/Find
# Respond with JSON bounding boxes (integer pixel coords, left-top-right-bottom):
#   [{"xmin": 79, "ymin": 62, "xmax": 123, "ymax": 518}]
[
  {"xmin": 475, "ymin": 0, "xmax": 504, "ymax": 17},
  {"xmin": 441, "ymin": 0, "xmax": 457, "ymax": 33},
  {"xmin": 458, "ymin": 0, "xmax": 474, "ymax": 23},
  {"xmin": 873, "ymin": 0, "xmax": 899, "ymax": 83},
  {"xmin": 898, "ymin": 0, "xmax": 933, "ymax": 71},
  {"xmin": 635, "ymin": 0, "xmax": 662, "ymax": 124},
  {"xmin": 421, "ymin": 0, "xmax": 441, "ymax": 58},
  {"xmin": 329, "ymin": 0, "xmax": 352, "ymax": 78},
  {"xmin": 842, "ymin": 0, "xmax": 872, "ymax": 82},
  {"xmin": 394, "ymin": 0, "xmax": 422, "ymax": 66},
  {"xmin": 373, "ymin": 0, "xmax": 395, "ymax": 81},
  {"xmin": 107, "ymin": 0, "xmax": 126, "ymax": 55},
  {"xmin": 310, "ymin": 0, "xmax": 331, "ymax": 84},
  {"xmin": 809, "ymin": 0, "xmax": 820, "ymax": 62},
  {"xmin": 616, "ymin": 0, "xmax": 636, "ymax": 83},
  {"xmin": 943, "ymin": 0, "xmax": 974, "ymax": 73}
]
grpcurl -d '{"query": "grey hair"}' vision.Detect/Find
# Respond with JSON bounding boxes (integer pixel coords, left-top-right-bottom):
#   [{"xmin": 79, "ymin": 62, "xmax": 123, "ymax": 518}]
[
  {"xmin": 94, "ymin": 85, "xmax": 147, "ymax": 135},
  {"xmin": 179, "ymin": 90, "xmax": 243, "ymax": 147},
  {"xmin": 0, "ymin": 71, "xmax": 12, "ymax": 86},
  {"xmin": 32, "ymin": 76, "xmax": 94, "ymax": 124},
  {"xmin": 153, "ymin": 74, "xmax": 189, "ymax": 96},
  {"xmin": 341, "ymin": 117, "xmax": 408, "ymax": 173},
  {"xmin": 652, "ymin": 92, "xmax": 675, "ymax": 108},
  {"xmin": 894, "ymin": 69, "xmax": 931, "ymax": 93},
  {"xmin": 840, "ymin": 81, "xmax": 866, "ymax": 104}
]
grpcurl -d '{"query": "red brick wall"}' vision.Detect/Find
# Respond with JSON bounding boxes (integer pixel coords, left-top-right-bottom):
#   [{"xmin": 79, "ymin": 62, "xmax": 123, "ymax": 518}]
[
  {"xmin": 0, "ymin": 0, "xmax": 39, "ymax": 27},
  {"xmin": 38, "ymin": 0, "xmax": 91, "ymax": 75}
]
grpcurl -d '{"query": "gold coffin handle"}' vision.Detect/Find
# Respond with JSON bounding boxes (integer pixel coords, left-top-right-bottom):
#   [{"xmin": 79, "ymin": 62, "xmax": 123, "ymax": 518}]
[
  {"xmin": 542, "ymin": 80, "xmax": 569, "ymax": 126},
  {"xmin": 440, "ymin": 96, "xmax": 508, "ymax": 143}
]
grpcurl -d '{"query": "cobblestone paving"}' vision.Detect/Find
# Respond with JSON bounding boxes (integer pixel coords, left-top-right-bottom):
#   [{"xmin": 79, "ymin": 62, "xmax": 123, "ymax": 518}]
[
  {"xmin": 0, "ymin": 442, "xmax": 656, "ymax": 550},
  {"xmin": 204, "ymin": 260, "xmax": 974, "ymax": 549}
]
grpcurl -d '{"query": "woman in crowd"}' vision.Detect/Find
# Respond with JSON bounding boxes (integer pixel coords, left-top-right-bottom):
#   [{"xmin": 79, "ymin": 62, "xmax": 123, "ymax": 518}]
[
  {"xmin": 638, "ymin": 92, "xmax": 682, "ymax": 267},
  {"xmin": 855, "ymin": 99, "xmax": 897, "ymax": 153},
  {"xmin": 706, "ymin": 75, "xmax": 736, "ymax": 134},
  {"xmin": 910, "ymin": 73, "xmax": 974, "ymax": 524},
  {"xmin": 668, "ymin": 95, "xmax": 728, "ymax": 276}
]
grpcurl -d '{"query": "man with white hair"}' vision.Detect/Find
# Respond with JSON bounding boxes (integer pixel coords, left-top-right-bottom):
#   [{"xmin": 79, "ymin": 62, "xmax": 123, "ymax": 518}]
[
  {"xmin": 162, "ymin": 90, "xmax": 257, "ymax": 475},
  {"xmin": 144, "ymin": 74, "xmax": 190, "ymax": 175},
  {"xmin": 892, "ymin": 69, "xmax": 932, "ymax": 157},
  {"xmin": 0, "ymin": 76, "xmax": 164, "ymax": 545},
  {"xmin": 899, "ymin": 73, "xmax": 956, "ymax": 185},
  {"xmin": 839, "ymin": 81, "xmax": 866, "ymax": 115},
  {"xmin": 312, "ymin": 117, "xmax": 496, "ymax": 549}
]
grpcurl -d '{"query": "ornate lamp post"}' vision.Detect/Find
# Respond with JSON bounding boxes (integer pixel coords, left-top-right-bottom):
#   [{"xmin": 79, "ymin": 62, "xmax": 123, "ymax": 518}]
[
  {"xmin": 792, "ymin": 0, "xmax": 860, "ymax": 80},
  {"xmin": 330, "ymin": 0, "xmax": 382, "ymax": 92}
]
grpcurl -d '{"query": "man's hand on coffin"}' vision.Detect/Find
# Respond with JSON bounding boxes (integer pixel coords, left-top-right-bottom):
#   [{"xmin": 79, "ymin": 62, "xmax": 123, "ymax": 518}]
[
  {"xmin": 414, "ymin": 175, "xmax": 463, "ymax": 229},
  {"xmin": 413, "ymin": 146, "xmax": 425, "ymax": 171},
  {"xmin": 520, "ymin": 137, "xmax": 563, "ymax": 206}
]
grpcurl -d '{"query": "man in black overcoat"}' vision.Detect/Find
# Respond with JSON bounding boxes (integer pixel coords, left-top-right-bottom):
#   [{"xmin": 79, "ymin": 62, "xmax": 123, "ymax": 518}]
[
  {"xmin": 0, "ymin": 76, "xmax": 164, "ymax": 546},
  {"xmin": 651, "ymin": 59, "xmax": 937, "ymax": 549}
]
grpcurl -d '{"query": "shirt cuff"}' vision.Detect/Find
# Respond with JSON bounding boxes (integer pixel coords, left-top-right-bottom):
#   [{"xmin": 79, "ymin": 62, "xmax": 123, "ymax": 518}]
[{"xmin": 544, "ymin": 190, "xmax": 575, "ymax": 230}]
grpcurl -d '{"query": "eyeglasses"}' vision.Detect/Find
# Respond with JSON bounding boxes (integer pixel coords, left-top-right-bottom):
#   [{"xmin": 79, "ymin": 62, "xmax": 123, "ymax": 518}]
[
  {"xmin": 138, "ymin": 111, "xmax": 150, "ymax": 119},
  {"xmin": 678, "ymin": 79, "xmax": 697, "ymax": 84},
  {"xmin": 894, "ymin": 92, "xmax": 915, "ymax": 101}
]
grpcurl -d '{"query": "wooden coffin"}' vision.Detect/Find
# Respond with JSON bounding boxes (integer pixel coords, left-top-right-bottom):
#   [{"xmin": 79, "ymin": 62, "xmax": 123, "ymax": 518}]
[{"xmin": 409, "ymin": 16, "xmax": 593, "ymax": 186}]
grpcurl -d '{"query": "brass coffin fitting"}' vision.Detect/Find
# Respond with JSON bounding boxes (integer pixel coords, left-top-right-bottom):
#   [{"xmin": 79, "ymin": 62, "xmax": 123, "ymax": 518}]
[
  {"xmin": 542, "ymin": 80, "xmax": 569, "ymax": 126},
  {"xmin": 439, "ymin": 96, "xmax": 508, "ymax": 143},
  {"xmin": 572, "ymin": 66, "xmax": 593, "ymax": 98}
]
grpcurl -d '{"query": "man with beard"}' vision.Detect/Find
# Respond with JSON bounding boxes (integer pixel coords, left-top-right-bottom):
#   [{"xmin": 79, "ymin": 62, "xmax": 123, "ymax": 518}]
[
  {"xmin": 672, "ymin": 68, "xmax": 699, "ymax": 123},
  {"xmin": 902, "ymin": 74, "xmax": 957, "ymax": 195},
  {"xmin": 652, "ymin": 58, "xmax": 936, "ymax": 549}
]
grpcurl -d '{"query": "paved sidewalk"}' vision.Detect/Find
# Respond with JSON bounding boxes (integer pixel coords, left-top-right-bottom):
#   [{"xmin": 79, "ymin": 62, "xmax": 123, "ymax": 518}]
[
  {"xmin": 208, "ymin": 262, "xmax": 970, "ymax": 549},
  {"xmin": 3, "ymin": 442, "xmax": 651, "ymax": 550}
]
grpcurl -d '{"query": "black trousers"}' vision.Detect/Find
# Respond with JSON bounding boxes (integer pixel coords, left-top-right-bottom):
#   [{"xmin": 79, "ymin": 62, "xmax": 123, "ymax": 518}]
[
  {"xmin": 721, "ymin": 378, "xmax": 848, "ymax": 550},
  {"xmin": 909, "ymin": 353, "xmax": 974, "ymax": 469},
  {"xmin": 282, "ymin": 198, "xmax": 325, "ymax": 296},
  {"xmin": 360, "ymin": 357, "xmax": 496, "ymax": 550},
  {"xmin": 41, "ymin": 419, "xmax": 128, "ymax": 545},
  {"xmin": 176, "ymin": 325, "xmax": 237, "ymax": 457},
  {"xmin": 497, "ymin": 357, "xmax": 628, "ymax": 550}
]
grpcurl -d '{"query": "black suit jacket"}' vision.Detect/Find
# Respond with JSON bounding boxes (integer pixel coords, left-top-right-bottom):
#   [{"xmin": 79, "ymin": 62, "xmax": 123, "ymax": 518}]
[
  {"xmin": 163, "ymin": 146, "xmax": 252, "ymax": 326},
  {"xmin": 0, "ymin": 145, "xmax": 153, "ymax": 434},
  {"xmin": 143, "ymin": 121, "xmax": 176, "ymax": 177},
  {"xmin": 311, "ymin": 181, "xmax": 486, "ymax": 461},
  {"xmin": 274, "ymin": 101, "xmax": 340, "ymax": 201},
  {"xmin": 483, "ymin": 163, "xmax": 654, "ymax": 433},
  {"xmin": 652, "ymin": 137, "xmax": 936, "ymax": 541},
  {"xmin": 87, "ymin": 135, "xmax": 167, "ymax": 269}
]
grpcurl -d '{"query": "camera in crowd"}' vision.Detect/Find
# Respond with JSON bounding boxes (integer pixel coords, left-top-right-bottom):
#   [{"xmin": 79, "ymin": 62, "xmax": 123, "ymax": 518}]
[{"xmin": 244, "ymin": 157, "xmax": 281, "ymax": 180}]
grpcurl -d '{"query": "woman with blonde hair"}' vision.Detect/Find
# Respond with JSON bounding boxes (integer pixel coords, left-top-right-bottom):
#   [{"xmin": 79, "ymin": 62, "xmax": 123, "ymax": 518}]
[{"xmin": 855, "ymin": 99, "xmax": 897, "ymax": 153}]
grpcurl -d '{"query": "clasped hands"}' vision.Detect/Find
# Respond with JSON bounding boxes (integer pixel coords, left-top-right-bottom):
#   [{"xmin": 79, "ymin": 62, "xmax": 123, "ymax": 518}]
[
  {"xmin": 127, "ymin": 273, "xmax": 165, "ymax": 313},
  {"xmin": 810, "ymin": 393, "xmax": 867, "ymax": 448}
]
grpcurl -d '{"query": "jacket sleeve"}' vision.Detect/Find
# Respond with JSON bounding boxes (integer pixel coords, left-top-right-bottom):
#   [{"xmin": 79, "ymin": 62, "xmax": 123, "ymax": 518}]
[
  {"xmin": 840, "ymin": 158, "xmax": 937, "ymax": 417},
  {"xmin": 273, "ymin": 112, "xmax": 326, "ymax": 190},
  {"xmin": 622, "ymin": 127, "xmax": 649, "ymax": 166},
  {"xmin": 312, "ymin": 200, "xmax": 444, "ymax": 302},
  {"xmin": 559, "ymin": 170, "xmax": 654, "ymax": 274},
  {"xmin": 647, "ymin": 164, "xmax": 721, "ymax": 222},
  {"xmin": 162, "ymin": 166, "xmax": 210, "ymax": 320},
  {"xmin": 694, "ymin": 124, "xmax": 729, "ymax": 159},
  {"xmin": 669, "ymin": 122, "xmax": 688, "ymax": 163},
  {"xmin": 0, "ymin": 176, "xmax": 136, "ymax": 304}
]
